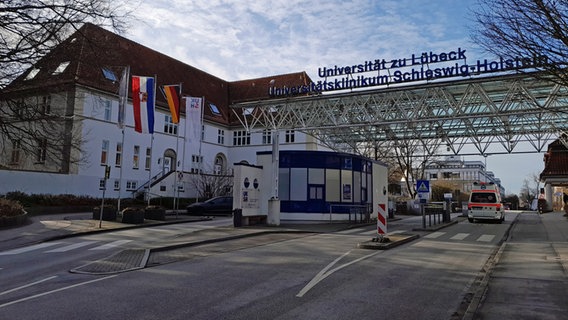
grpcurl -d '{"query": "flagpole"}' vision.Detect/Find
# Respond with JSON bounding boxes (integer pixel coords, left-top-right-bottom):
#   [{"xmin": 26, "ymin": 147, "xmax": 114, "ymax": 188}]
[
  {"xmin": 117, "ymin": 128, "xmax": 125, "ymax": 213},
  {"xmin": 181, "ymin": 95, "xmax": 187, "ymax": 198},
  {"xmin": 198, "ymin": 96, "xmax": 204, "ymax": 198},
  {"xmin": 147, "ymin": 74, "xmax": 157, "ymax": 206},
  {"xmin": 173, "ymin": 94, "xmax": 180, "ymax": 214},
  {"xmin": 117, "ymin": 65, "xmax": 129, "ymax": 215},
  {"xmin": 175, "ymin": 83, "xmax": 183, "ymax": 213}
]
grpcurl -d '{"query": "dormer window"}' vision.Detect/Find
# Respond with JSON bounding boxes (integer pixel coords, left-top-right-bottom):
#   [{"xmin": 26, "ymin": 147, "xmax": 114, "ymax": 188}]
[
  {"xmin": 102, "ymin": 68, "xmax": 117, "ymax": 82},
  {"xmin": 25, "ymin": 68, "xmax": 40, "ymax": 80},
  {"xmin": 52, "ymin": 61, "xmax": 70, "ymax": 75},
  {"xmin": 209, "ymin": 102, "xmax": 221, "ymax": 115}
]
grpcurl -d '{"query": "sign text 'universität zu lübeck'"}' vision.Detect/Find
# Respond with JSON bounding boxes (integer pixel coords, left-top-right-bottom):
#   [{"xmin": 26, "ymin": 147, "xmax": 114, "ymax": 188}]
[{"xmin": 268, "ymin": 48, "xmax": 549, "ymax": 97}]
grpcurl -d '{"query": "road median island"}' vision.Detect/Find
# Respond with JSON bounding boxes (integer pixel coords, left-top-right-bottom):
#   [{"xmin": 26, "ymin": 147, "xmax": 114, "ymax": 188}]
[{"xmin": 357, "ymin": 233, "xmax": 420, "ymax": 250}]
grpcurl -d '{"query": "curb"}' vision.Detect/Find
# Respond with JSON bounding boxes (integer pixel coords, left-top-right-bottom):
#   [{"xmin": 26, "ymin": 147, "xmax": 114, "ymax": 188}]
[{"xmin": 357, "ymin": 233, "xmax": 420, "ymax": 250}]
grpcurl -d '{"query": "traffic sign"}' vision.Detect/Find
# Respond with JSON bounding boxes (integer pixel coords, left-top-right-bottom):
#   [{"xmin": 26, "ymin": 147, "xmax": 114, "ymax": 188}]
[{"xmin": 416, "ymin": 180, "xmax": 429, "ymax": 193}]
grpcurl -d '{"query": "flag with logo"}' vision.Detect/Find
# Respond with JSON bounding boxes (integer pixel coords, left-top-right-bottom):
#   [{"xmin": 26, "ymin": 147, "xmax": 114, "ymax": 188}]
[
  {"xmin": 117, "ymin": 66, "xmax": 130, "ymax": 129},
  {"xmin": 160, "ymin": 84, "xmax": 181, "ymax": 124},
  {"xmin": 186, "ymin": 97, "xmax": 202, "ymax": 143},
  {"xmin": 132, "ymin": 76, "xmax": 155, "ymax": 134}
]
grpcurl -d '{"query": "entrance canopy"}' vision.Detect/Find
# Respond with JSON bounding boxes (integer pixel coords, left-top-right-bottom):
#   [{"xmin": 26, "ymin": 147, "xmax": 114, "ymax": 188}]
[{"xmin": 231, "ymin": 72, "xmax": 568, "ymax": 158}]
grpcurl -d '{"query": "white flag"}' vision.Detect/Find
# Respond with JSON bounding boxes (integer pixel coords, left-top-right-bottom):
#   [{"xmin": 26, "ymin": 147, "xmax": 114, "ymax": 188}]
[
  {"xmin": 186, "ymin": 97, "xmax": 202, "ymax": 144},
  {"xmin": 117, "ymin": 66, "xmax": 130, "ymax": 129}
]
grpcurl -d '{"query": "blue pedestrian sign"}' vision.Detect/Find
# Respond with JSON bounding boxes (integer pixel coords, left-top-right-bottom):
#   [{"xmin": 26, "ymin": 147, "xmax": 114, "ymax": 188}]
[{"xmin": 416, "ymin": 180, "xmax": 430, "ymax": 193}]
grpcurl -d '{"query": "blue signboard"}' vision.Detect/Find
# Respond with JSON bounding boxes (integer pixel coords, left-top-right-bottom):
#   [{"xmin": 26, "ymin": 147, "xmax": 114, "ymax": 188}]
[{"xmin": 416, "ymin": 180, "xmax": 430, "ymax": 193}]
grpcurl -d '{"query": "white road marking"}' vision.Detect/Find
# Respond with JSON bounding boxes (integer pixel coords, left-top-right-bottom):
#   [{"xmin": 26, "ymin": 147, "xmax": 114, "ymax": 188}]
[
  {"xmin": 450, "ymin": 233, "xmax": 469, "ymax": 240},
  {"xmin": 337, "ymin": 228, "xmax": 368, "ymax": 234},
  {"xmin": 45, "ymin": 241, "xmax": 99, "ymax": 253},
  {"xmin": 0, "ymin": 275, "xmax": 117, "ymax": 309},
  {"xmin": 477, "ymin": 234, "xmax": 495, "ymax": 242},
  {"xmin": 297, "ymin": 249, "xmax": 380, "ymax": 298},
  {"xmin": 0, "ymin": 243, "xmax": 62, "ymax": 256},
  {"xmin": 0, "ymin": 276, "xmax": 57, "ymax": 296},
  {"xmin": 88, "ymin": 240, "xmax": 132, "ymax": 250},
  {"xmin": 424, "ymin": 232, "xmax": 445, "ymax": 239}
]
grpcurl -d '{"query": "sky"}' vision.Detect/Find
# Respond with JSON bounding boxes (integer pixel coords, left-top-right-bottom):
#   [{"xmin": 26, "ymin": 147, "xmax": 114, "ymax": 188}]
[{"xmin": 122, "ymin": 0, "xmax": 546, "ymax": 196}]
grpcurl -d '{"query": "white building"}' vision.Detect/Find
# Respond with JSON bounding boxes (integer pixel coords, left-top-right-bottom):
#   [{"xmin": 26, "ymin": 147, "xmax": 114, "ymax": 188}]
[
  {"xmin": 0, "ymin": 23, "xmax": 390, "ymax": 223},
  {"xmin": 424, "ymin": 155, "xmax": 505, "ymax": 195},
  {"xmin": 0, "ymin": 23, "xmax": 327, "ymax": 200}
]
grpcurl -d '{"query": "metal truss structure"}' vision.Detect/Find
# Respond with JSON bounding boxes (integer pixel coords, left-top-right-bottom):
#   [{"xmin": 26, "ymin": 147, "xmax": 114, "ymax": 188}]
[{"xmin": 231, "ymin": 72, "xmax": 568, "ymax": 158}]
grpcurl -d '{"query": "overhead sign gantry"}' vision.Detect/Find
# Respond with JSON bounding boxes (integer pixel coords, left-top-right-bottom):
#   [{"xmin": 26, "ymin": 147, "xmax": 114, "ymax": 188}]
[{"xmin": 231, "ymin": 48, "xmax": 568, "ymax": 158}]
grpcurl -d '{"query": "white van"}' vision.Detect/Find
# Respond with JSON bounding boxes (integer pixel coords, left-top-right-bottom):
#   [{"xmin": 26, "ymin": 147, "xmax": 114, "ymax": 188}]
[{"xmin": 467, "ymin": 181, "xmax": 504, "ymax": 223}]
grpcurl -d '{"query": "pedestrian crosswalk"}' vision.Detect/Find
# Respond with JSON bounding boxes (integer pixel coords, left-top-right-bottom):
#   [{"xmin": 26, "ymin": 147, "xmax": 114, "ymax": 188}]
[
  {"xmin": 338, "ymin": 228, "xmax": 497, "ymax": 243},
  {"xmin": 424, "ymin": 231, "xmax": 496, "ymax": 242},
  {"xmin": 0, "ymin": 240, "xmax": 133, "ymax": 256}
]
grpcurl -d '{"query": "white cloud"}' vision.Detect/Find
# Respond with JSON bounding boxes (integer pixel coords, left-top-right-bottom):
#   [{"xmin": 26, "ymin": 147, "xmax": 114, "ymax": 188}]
[
  {"xmin": 122, "ymin": 0, "xmax": 543, "ymax": 195},
  {"xmin": 127, "ymin": 0, "xmax": 477, "ymax": 80}
]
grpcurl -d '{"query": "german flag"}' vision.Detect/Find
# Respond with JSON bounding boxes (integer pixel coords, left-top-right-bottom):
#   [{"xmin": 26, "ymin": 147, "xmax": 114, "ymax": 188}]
[{"xmin": 161, "ymin": 84, "xmax": 181, "ymax": 123}]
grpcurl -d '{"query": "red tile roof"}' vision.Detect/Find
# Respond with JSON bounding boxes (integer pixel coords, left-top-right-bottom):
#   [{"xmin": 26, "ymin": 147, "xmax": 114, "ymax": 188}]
[
  {"xmin": 3, "ymin": 23, "xmax": 312, "ymax": 126},
  {"xmin": 540, "ymin": 138, "xmax": 568, "ymax": 183}
]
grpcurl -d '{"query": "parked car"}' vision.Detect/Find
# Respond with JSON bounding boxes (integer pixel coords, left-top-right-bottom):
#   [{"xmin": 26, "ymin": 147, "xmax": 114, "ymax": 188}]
[{"xmin": 186, "ymin": 196, "xmax": 233, "ymax": 215}]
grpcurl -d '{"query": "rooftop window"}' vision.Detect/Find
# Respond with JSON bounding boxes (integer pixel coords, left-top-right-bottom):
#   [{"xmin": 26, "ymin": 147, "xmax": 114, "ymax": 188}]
[
  {"xmin": 24, "ymin": 68, "xmax": 40, "ymax": 80},
  {"xmin": 102, "ymin": 68, "xmax": 117, "ymax": 82},
  {"xmin": 52, "ymin": 61, "xmax": 70, "ymax": 75},
  {"xmin": 209, "ymin": 103, "xmax": 221, "ymax": 115}
]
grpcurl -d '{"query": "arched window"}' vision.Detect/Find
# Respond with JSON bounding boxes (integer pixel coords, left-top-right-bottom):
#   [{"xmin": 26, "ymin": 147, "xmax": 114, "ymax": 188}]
[
  {"xmin": 214, "ymin": 153, "xmax": 226, "ymax": 175},
  {"xmin": 213, "ymin": 154, "xmax": 225, "ymax": 174}
]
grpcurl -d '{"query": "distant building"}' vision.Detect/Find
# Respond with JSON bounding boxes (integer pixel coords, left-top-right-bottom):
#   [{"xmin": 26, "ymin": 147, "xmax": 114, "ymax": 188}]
[
  {"xmin": 424, "ymin": 155, "xmax": 505, "ymax": 195},
  {"xmin": 540, "ymin": 138, "xmax": 568, "ymax": 211}
]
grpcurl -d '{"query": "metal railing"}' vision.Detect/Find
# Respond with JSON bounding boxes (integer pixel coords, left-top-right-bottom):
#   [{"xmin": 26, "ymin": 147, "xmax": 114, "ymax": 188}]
[{"xmin": 329, "ymin": 204, "xmax": 372, "ymax": 223}]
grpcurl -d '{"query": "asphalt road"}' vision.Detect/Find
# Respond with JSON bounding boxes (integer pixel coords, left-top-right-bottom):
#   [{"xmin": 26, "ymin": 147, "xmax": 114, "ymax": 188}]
[{"xmin": 0, "ymin": 213, "xmax": 519, "ymax": 319}]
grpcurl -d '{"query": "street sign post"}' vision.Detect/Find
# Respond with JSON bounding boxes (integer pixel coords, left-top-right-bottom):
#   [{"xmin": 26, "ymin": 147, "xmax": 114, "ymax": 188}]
[{"xmin": 417, "ymin": 180, "xmax": 430, "ymax": 228}]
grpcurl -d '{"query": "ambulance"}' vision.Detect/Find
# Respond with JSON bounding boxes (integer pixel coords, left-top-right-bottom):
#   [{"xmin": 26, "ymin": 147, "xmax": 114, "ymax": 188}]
[{"xmin": 467, "ymin": 181, "xmax": 505, "ymax": 223}]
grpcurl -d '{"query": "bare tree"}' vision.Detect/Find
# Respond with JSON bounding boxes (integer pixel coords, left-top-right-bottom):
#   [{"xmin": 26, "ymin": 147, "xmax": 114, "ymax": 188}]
[
  {"xmin": 472, "ymin": 0, "xmax": 568, "ymax": 86},
  {"xmin": 391, "ymin": 138, "xmax": 441, "ymax": 199},
  {"xmin": 0, "ymin": 0, "xmax": 131, "ymax": 88},
  {"xmin": 188, "ymin": 166, "xmax": 234, "ymax": 200},
  {"xmin": 519, "ymin": 172, "xmax": 541, "ymax": 207},
  {"xmin": 0, "ymin": 1, "xmax": 132, "ymax": 170},
  {"xmin": 313, "ymin": 128, "xmax": 442, "ymax": 199}
]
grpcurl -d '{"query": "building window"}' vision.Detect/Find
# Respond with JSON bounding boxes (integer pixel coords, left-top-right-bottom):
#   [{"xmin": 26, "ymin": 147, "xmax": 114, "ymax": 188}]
[
  {"xmin": 103, "ymin": 100, "xmax": 112, "ymax": 121},
  {"xmin": 214, "ymin": 155, "xmax": 224, "ymax": 175},
  {"xmin": 99, "ymin": 179, "xmax": 106, "ymax": 190},
  {"xmin": 232, "ymin": 130, "xmax": 251, "ymax": 146},
  {"xmin": 115, "ymin": 142, "xmax": 122, "ymax": 167},
  {"xmin": 145, "ymin": 148, "xmax": 151, "ymax": 170},
  {"xmin": 285, "ymin": 130, "xmax": 295, "ymax": 143},
  {"xmin": 430, "ymin": 173, "xmax": 438, "ymax": 179},
  {"xmin": 11, "ymin": 140, "xmax": 21, "ymax": 164},
  {"xmin": 217, "ymin": 129, "xmax": 225, "ymax": 145},
  {"xmin": 36, "ymin": 138, "xmax": 47, "ymax": 163},
  {"xmin": 262, "ymin": 130, "xmax": 272, "ymax": 144},
  {"xmin": 52, "ymin": 61, "xmax": 70, "ymax": 75},
  {"xmin": 40, "ymin": 95, "xmax": 51, "ymax": 114},
  {"xmin": 114, "ymin": 179, "xmax": 120, "ymax": 190},
  {"xmin": 133, "ymin": 145, "xmax": 140, "ymax": 169},
  {"xmin": 202, "ymin": 125, "xmax": 205, "ymax": 141},
  {"xmin": 25, "ymin": 68, "xmax": 40, "ymax": 80},
  {"xmin": 209, "ymin": 102, "xmax": 221, "ymax": 115},
  {"xmin": 164, "ymin": 115, "xmax": 178, "ymax": 135},
  {"xmin": 309, "ymin": 186, "xmax": 324, "ymax": 200},
  {"xmin": 102, "ymin": 68, "xmax": 117, "ymax": 81},
  {"xmin": 101, "ymin": 140, "xmax": 109, "ymax": 165},
  {"xmin": 191, "ymin": 154, "xmax": 203, "ymax": 173},
  {"xmin": 126, "ymin": 180, "xmax": 138, "ymax": 191}
]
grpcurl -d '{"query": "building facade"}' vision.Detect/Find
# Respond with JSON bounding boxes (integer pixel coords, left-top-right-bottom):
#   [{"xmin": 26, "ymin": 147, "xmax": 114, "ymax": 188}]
[
  {"xmin": 424, "ymin": 155, "xmax": 505, "ymax": 195},
  {"xmin": 0, "ymin": 23, "xmax": 328, "ymax": 200}
]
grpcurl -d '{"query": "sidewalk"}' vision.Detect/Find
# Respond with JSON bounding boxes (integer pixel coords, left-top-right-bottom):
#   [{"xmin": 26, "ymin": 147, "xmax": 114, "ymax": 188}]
[
  {"xmin": 0, "ymin": 212, "xmax": 208, "ymax": 252},
  {"xmin": 466, "ymin": 211, "xmax": 568, "ymax": 320}
]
